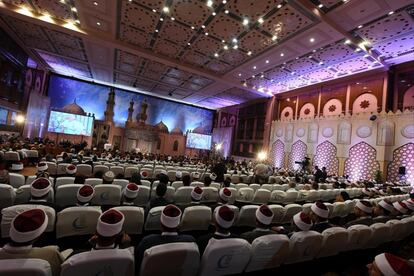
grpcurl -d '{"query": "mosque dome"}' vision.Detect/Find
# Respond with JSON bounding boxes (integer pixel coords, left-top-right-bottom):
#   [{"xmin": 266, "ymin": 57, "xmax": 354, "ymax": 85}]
[
  {"xmin": 155, "ymin": 121, "xmax": 169, "ymax": 133},
  {"xmin": 61, "ymin": 99, "xmax": 86, "ymax": 115},
  {"xmin": 171, "ymin": 127, "xmax": 183, "ymax": 135},
  {"xmin": 192, "ymin": 126, "xmax": 204, "ymax": 134}
]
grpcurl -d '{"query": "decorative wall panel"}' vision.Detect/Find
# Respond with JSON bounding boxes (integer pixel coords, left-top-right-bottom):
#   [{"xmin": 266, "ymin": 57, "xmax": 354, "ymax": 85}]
[
  {"xmin": 313, "ymin": 141, "xmax": 339, "ymax": 176},
  {"xmin": 344, "ymin": 142, "xmax": 380, "ymax": 181},
  {"xmin": 387, "ymin": 143, "xmax": 414, "ymax": 185},
  {"xmin": 271, "ymin": 139, "xmax": 285, "ymax": 169},
  {"xmin": 288, "ymin": 140, "xmax": 307, "ymax": 171}
]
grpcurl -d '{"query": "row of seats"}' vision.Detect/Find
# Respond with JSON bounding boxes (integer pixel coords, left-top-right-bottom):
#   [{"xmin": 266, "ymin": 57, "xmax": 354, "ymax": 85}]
[
  {"xmin": 1, "ymin": 193, "xmax": 408, "ymax": 239},
  {"xmin": 1, "ymin": 214, "xmax": 413, "ymax": 276}
]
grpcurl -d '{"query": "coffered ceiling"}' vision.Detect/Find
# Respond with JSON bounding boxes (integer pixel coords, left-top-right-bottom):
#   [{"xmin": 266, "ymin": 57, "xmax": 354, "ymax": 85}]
[{"xmin": 0, "ymin": 0, "xmax": 413, "ymax": 109}]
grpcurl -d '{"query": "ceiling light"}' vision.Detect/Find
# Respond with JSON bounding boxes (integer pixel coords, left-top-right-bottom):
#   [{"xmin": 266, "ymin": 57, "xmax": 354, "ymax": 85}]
[
  {"xmin": 344, "ymin": 39, "xmax": 351, "ymax": 44},
  {"xmin": 191, "ymin": 26, "xmax": 194, "ymax": 29},
  {"xmin": 223, "ymin": 45, "xmax": 228, "ymax": 50},
  {"xmin": 242, "ymin": 18, "xmax": 249, "ymax": 26},
  {"xmin": 253, "ymin": 66, "xmax": 256, "ymax": 70},
  {"xmin": 75, "ymin": 19, "xmax": 80, "ymax": 24},
  {"xmin": 205, "ymin": 32, "xmax": 209, "ymax": 35},
  {"xmin": 243, "ymin": 82, "xmax": 247, "ymax": 87},
  {"xmin": 238, "ymin": 73, "xmax": 242, "ymax": 77},
  {"xmin": 171, "ymin": 17, "xmax": 175, "ymax": 20},
  {"xmin": 247, "ymin": 51, "xmax": 252, "ymax": 55},
  {"xmin": 187, "ymin": 42, "xmax": 191, "ymax": 46},
  {"xmin": 207, "ymin": 0, "xmax": 213, "ymax": 7},
  {"xmin": 318, "ymin": 4, "xmax": 323, "ymax": 8},
  {"xmin": 224, "ymin": 10, "xmax": 229, "ymax": 14},
  {"xmin": 319, "ymin": 61, "xmax": 323, "ymax": 65},
  {"xmin": 358, "ymin": 25, "xmax": 363, "ymax": 28},
  {"xmin": 212, "ymin": 12, "xmax": 216, "ymax": 16},
  {"xmin": 277, "ymin": 4, "xmax": 282, "ymax": 8},
  {"xmin": 152, "ymin": 9, "xmax": 156, "ymax": 12},
  {"xmin": 233, "ymin": 44, "xmax": 238, "ymax": 49},
  {"xmin": 155, "ymin": 29, "xmax": 158, "ymax": 32},
  {"xmin": 309, "ymin": 37, "xmax": 315, "ymax": 43},
  {"xmin": 128, "ymin": 0, "xmax": 132, "ymax": 2},
  {"xmin": 93, "ymin": 1, "xmax": 98, "ymax": 6},
  {"xmin": 96, "ymin": 21, "xmax": 101, "ymax": 26},
  {"xmin": 296, "ymin": 57, "xmax": 299, "ymax": 59},
  {"xmin": 202, "ymin": 25, "xmax": 205, "ymax": 28},
  {"xmin": 71, "ymin": 7, "xmax": 77, "ymax": 12},
  {"xmin": 162, "ymin": 6, "xmax": 169, "ymax": 13},
  {"xmin": 312, "ymin": 49, "xmax": 316, "ymax": 52},
  {"xmin": 388, "ymin": 11, "xmax": 394, "ymax": 15},
  {"xmin": 222, "ymin": 0, "xmax": 227, "ymax": 3},
  {"xmin": 308, "ymin": 55, "xmax": 312, "ymax": 58},
  {"xmin": 363, "ymin": 54, "xmax": 369, "ymax": 58},
  {"xmin": 222, "ymin": 39, "xmax": 225, "ymax": 43},
  {"xmin": 266, "ymin": 60, "xmax": 269, "ymax": 63},
  {"xmin": 355, "ymin": 48, "xmax": 361, "ymax": 52},
  {"xmin": 258, "ymin": 18, "xmax": 264, "ymax": 24},
  {"xmin": 232, "ymin": 38, "xmax": 237, "ymax": 43},
  {"xmin": 280, "ymin": 53, "xmax": 284, "ymax": 57},
  {"xmin": 272, "ymin": 35, "xmax": 277, "ymax": 41},
  {"xmin": 214, "ymin": 53, "xmax": 219, "ymax": 57},
  {"xmin": 260, "ymin": 74, "xmax": 264, "ymax": 78}
]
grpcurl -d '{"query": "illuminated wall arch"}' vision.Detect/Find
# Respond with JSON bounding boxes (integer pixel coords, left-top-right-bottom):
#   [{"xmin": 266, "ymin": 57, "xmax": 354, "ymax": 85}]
[
  {"xmin": 344, "ymin": 142, "xmax": 380, "ymax": 181},
  {"xmin": 387, "ymin": 143, "xmax": 414, "ymax": 184},
  {"xmin": 271, "ymin": 139, "xmax": 285, "ymax": 169},
  {"xmin": 288, "ymin": 140, "xmax": 307, "ymax": 171},
  {"xmin": 352, "ymin": 93, "xmax": 378, "ymax": 114},
  {"xmin": 313, "ymin": 141, "xmax": 339, "ymax": 176}
]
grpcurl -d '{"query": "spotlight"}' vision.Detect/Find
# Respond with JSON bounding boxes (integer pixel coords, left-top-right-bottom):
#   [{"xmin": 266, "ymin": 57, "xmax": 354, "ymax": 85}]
[
  {"xmin": 215, "ymin": 143, "xmax": 222, "ymax": 150},
  {"xmin": 162, "ymin": 6, "xmax": 169, "ymax": 13},
  {"xmin": 15, "ymin": 115, "xmax": 25, "ymax": 124},
  {"xmin": 257, "ymin": 151, "xmax": 267, "ymax": 161}
]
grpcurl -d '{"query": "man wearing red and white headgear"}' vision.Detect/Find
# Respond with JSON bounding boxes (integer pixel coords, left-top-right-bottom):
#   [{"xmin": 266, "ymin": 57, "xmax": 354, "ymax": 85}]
[
  {"xmin": 345, "ymin": 199, "xmax": 374, "ymax": 227},
  {"xmin": 373, "ymin": 199, "xmax": 394, "ymax": 223},
  {"xmin": 196, "ymin": 205, "xmax": 239, "ymax": 255},
  {"xmin": 122, "ymin": 183, "xmax": 139, "ymax": 206},
  {"xmin": 65, "ymin": 164, "xmax": 77, "ymax": 176},
  {"xmin": 367, "ymin": 253, "xmax": 412, "ymax": 276},
  {"xmin": 393, "ymin": 201, "xmax": 410, "ymax": 218},
  {"xmin": 309, "ymin": 201, "xmax": 333, "ymax": 233},
  {"xmin": 91, "ymin": 208, "xmax": 128, "ymax": 250},
  {"xmin": 179, "ymin": 186, "xmax": 204, "ymax": 210},
  {"xmin": 241, "ymin": 205, "xmax": 276, "ymax": 243},
  {"xmin": 135, "ymin": 204, "xmax": 195, "ymax": 272},
  {"xmin": 29, "ymin": 177, "xmax": 56, "ymax": 209},
  {"xmin": 0, "ymin": 209, "xmax": 65, "ymax": 276},
  {"xmin": 77, "ymin": 184, "xmax": 95, "ymax": 206}
]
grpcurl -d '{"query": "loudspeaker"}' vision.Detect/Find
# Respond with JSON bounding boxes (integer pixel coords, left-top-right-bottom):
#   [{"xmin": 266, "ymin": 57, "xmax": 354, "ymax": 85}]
[
  {"xmin": 399, "ymin": 166, "xmax": 406, "ymax": 175},
  {"xmin": 369, "ymin": 115, "xmax": 377, "ymax": 121}
]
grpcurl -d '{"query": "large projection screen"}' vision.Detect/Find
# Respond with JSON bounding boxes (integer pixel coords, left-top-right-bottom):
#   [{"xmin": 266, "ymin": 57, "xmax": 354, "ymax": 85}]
[
  {"xmin": 186, "ymin": 133, "xmax": 212, "ymax": 150},
  {"xmin": 48, "ymin": 110, "xmax": 93, "ymax": 136}
]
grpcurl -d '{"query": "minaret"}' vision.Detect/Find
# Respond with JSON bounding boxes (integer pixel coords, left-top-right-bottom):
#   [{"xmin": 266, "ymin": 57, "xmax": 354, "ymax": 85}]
[
  {"xmin": 104, "ymin": 87, "xmax": 115, "ymax": 123},
  {"xmin": 127, "ymin": 100, "xmax": 134, "ymax": 122}
]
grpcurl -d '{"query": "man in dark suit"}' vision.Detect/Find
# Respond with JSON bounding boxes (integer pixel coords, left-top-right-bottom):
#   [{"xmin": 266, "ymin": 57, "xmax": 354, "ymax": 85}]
[
  {"xmin": 146, "ymin": 183, "xmax": 170, "ymax": 214},
  {"xmin": 196, "ymin": 205, "xmax": 238, "ymax": 255},
  {"xmin": 314, "ymin": 166, "xmax": 323, "ymax": 183},
  {"xmin": 309, "ymin": 201, "xmax": 333, "ymax": 233},
  {"xmin": 345, "ymin": 200, "xmax": 374, "ymax": 227},
  {"xmin": 135, "ymin": 205, "xmax": 195, "ymax": 272},
  {"xmin": 241, "ymin": 205, "xmax": 276, "ymax": 243},
  {"xmin": 211, "ymin": 160, "xmax": 227, "ymax": 183}
]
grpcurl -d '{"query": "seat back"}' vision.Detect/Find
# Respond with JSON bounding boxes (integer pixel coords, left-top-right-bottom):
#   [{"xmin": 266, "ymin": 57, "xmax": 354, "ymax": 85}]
[
  {"xmin": 57, "ymin": 163, "xmax": 70, "ymax": 175},
  {"xmin": 84, "ymin": 178, "xmax": 103, "ymax": 186},
  {"xmin": 141, "ymin": 180, "xmax": 151, "ymax": 187},
  {"xmin": 231, "ymin": 175, "xmax": 241, "ymax": 184},
  {"xmin": 261, "ymin": 184, "xmax": 273, "ymax": 191},
  {"xmin": 0, "ymin": 259, "xmax": 51, "ymax": 276},
  {"xmin": 167, "ymin": 171, "xmax": 176, "ymax": 182},
  {"xmin": 56, "ymin": 206, "xmax": 101, "ymax": 238},
  {"xmin": 268, "ymin": 204, "xmax": 285, "ymax": 224},
  {"xmin": 180, "ymin": 206, "xmax": 212, "ymax": 232},
  {"xmin": 286, "ymin": 231, "xmax": 323, "ymax": 264},
  {"xmin": 174, "ymin": 187, "xmax": 193, "ymax": 205},
  {"xmin": 61, "ymin": 248, "xmax": 134, "ymax": 276},
  {"xmin": 200, "ymin": 187, "xmax": 218, "ymax": 203},
  {"xmin": 14, "ymin": 185, "xmax": 54, "ymax": 204},
  {"xmin": 305, "ymin": 190, "xmax": 320, "ymax": 202},
  {"xmin": 45, "ymin": 162, "xmax": 57, "ymax": 175},
  {"xmin": 331, "ymin": 202, "xmax": 346, "ymax": 218},
  {"xmin": 151, "ymin": 186, "xmax": 175, "ymax": 202},
  {"xmin": 0, "ymin": 184, "xmax": 15, "ymax": 210},
  {"xmin": 1, "ymin": 204, "xmax": 56, "ymax": 238},
  {"xmin": 77, "ymin": 164, "xmax": 92, "ymax": 176},
  {"xmin": 346, "ymin": 225, "xmax": 372, "ymax": 251},
  {"xmin": 55, "ymin": 177, "xmax": 76, "ymax": 187},
  {"xmin": 190, "ymin": 181, "xmax": 204, "ymax": 187},
  {"xmin": 113, "ymin": 179, "xmax": 129, "ymax": 189},
  {"xmin": 369, "ymin": 223, "xmax": 391, "ymax": 248},
  {"xmin": 140, "ymin": 242, "xmax": 200, "ymax": 276},
  {"xmin": 199, "ymin": 238, "xmax": 251, "ymax": 276},
  {"xmin": 282, "ymin": 204, "xmax": 302, "ymax": 224},
  {"xmin": 124, "ymin": 167, "xmax": 139, "ymax": 178},
  {"xmin": 252, "ymin": 189, "xmax": 271, "ymax": 204},
  {"xmin": 110, "ymin": 166, "xmax": 125, "ymax": 176},
  {"xmin": 9, "ymin": 173, "xmax": 25, "ymax": 188},
  {"xmin": 386, "ymin": 219, "xmax": 406, "ymax": 241},
  {"xmin": 93, "ymin": 165, "xmax": 109, "ymax": 174},
  {"xmin": 284, "ymin": 190, "xmax": 299, "ymax": 204},
  {"xmin": 236, "ymin": 187, "xmax": 254, "ymax": 203},
  {"xmin": 55, "ymin": 184, "xmax": 83, "ymax": 208},
  {"xmin": 4, "ymin": 151, "xmax": 20, "ymax": 161},
  {"xmin": 236, "ymin": 205, "xmax": 259, "ymax": 227},
  {"xmin": 235, "ymin": 183, "xmax": 248, "ymax": 190},
  {"xmin": 317, "ymin": 227, "xmax": 348, "ymax": 258},
  {"xmin": 172, "ymin": 181, "xmax": 184, "ymax": 190},
  {"xmin": 269, "ymin": 190, "xmax": 286, "ymax": 204},
  {"xmin": 249, "ymin": 184, "xmax": 261, "ymax": 192},
  {"xmin": 113, "ymin": 206, "xmax": 144, "ymax": 235},
  {"xmin": 144, "ymin": 206, "xmax": 164, "ymax": 231},
  {"xmin": 245, "ymin": 234, "xmax": 290, "ymax": 272},
  {"xmin": 91, "ymin": 185, "xmax": 122, "ymax": 206}
]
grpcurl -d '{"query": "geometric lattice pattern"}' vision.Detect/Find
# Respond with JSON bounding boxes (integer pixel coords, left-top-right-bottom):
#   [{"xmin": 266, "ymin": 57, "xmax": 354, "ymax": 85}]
[
  {"xmin": 387, "ymin": 143, "xmax": 414, "ymax": 185},
  {"xmin": 313, "ymin": 141, "xmax": 339, "ymax": 176},
  {"xmin": 288, "ymin": 140, "xmax": 307, "ymax": 171},
  {"xmin": 271, "ymin": 139, "xmax": 285, "ymax": 169},
  {"xmin": 344, "ymin": 142, "xmax": 380, "ymax": 181}
]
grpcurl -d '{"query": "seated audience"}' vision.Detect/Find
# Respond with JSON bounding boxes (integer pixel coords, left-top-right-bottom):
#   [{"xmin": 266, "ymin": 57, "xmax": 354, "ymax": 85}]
[
  {"xmin": 35, "ymin": 162, "xmax": 49, "ymax": 179},
  {"xmin": 289, "ymin": 212, "xmax": 313, "ymax": 236},
  {"xmin": 287, "ymin": 182, "xmax": 296, "ymax": 191},
  {"xmin": 362, "ymin": 188, "xmax": 374, "ymax": 198},
  {"xmin": 345, "ymin": 200, "xmax": 374, "ymax": 227},
  {"xmin": 335, "ymin": 191, "xmax": 350, "ymax": 202},
  {"xmin": 146, "ymin": 183, "xmax": 170, "ymax": 212},
  {"xmin": 222, "ymin": 178, "xmax": 231, "ymax": 188},
  {"xmin": 241, "ymin": 205, "xmax": 276, "ymax": 243},
  {"xmin": 29, "ymin": 178, "xmax": 57, "ymax": 209},
  {"xmin": 175, "ymin": 171, "xmax": 182, "ymax": 181},
  {"xmin": 121, "ymin": 183, "xmax": 139, "ymax": 205},
  {"xmin": 65, "ymin": 164, "xmax": 77, "ymax": 177},
  {"xmin": 203, "ymin": 176, "xmax": 212, "ymax": 187},
  {"xmin": 103, "ymin": 171, "xmax": 115, "ymax": 184},
  {"xmin": 76, "ymin": 184, "xmax": 95, "ymax": 206},
  {"xmin": 129, "ymin": 172, "xmax": 141, "ymax": 185},
  {"xmin": 179, "ymin": 186, "xmax": 203, "ymax": 210},
  {"xmin": 74, "ymin": 174, "xmax": 86, "ymax": 184},
  {"xmin": 196, "ymin": 205, "xmax": 238, "ymax": 255},
  {"xmin": 135, "ymin": 205, "xmax": 194, "ymax": 272},
  {"xmin": 94, "ymin": 170, "xmax": 104, "ymax": 179},
  {"xmin": 393, "ymin": 201, "xmax": 409, "ymax": 218},
  {"xmin": 182, "ymin": 174, "xmax": 191, "ymax": 186},
  {"xmin": 373, "ymin": 199, "xmax": 394, "ymax": 223},
  {"xmin": 367, "ymin": 253, "xmax": 412, "ymax": 276},
  {"xmin": 210, "ymin": 188, "xmax": 232, "ymax": 210},
  {"xmin": 309, "ymin": 201, "xmax": 332, "ymax": 233},
  {"xmin": 158, "ymin": 173, "xmax": 169, "ymax": 186},
  {"xmin": 88, "ymin": 209, "xmax": 130, "ymax": 250},
  {"xmin": 0, "ymin": 209, "xmax": 65, "ymax": 276}
]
